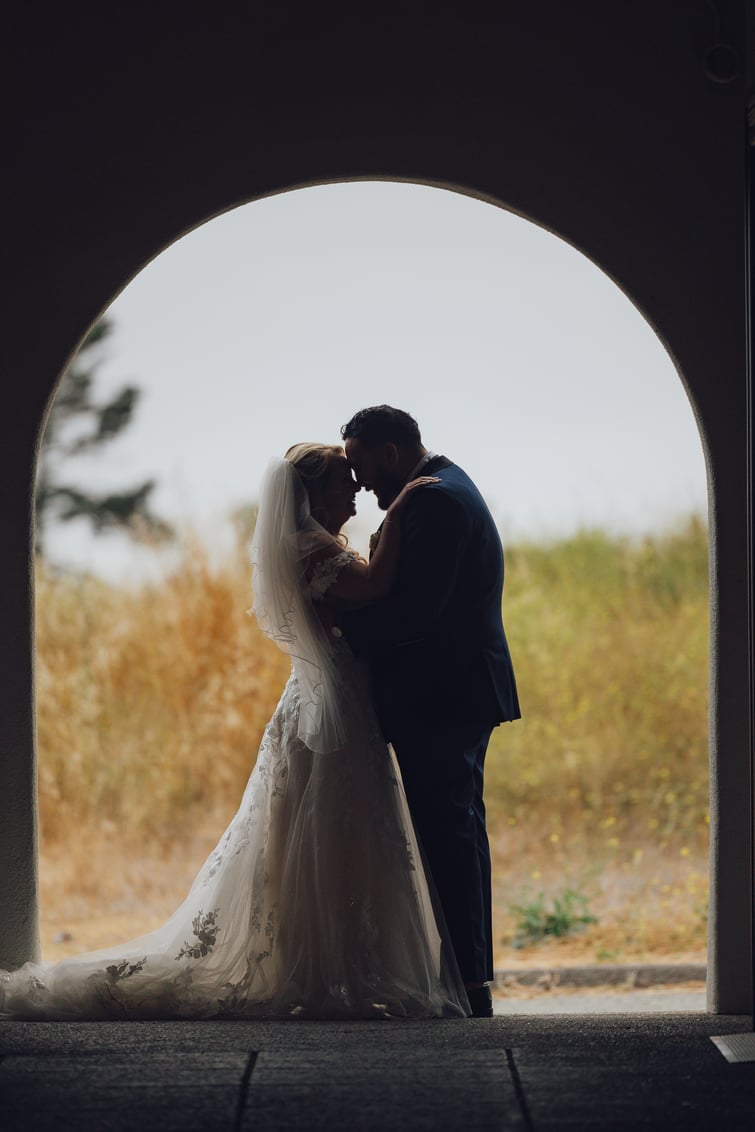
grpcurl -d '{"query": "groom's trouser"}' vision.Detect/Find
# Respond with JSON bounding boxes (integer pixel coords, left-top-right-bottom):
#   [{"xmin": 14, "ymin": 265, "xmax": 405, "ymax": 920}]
[{"xmin": 390, "ymin": 721, "xmax": 494, "ymax": 985}]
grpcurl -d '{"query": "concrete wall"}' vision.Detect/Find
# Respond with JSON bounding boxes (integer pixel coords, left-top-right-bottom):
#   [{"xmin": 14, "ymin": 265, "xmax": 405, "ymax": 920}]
[{"xmin": 1, "ymin": 3, "xmax": 750, "ymax": 1009}]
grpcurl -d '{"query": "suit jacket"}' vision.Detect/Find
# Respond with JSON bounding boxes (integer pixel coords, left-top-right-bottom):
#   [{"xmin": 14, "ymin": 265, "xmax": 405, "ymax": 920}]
[{"xmin": 340, "ymin": 456, "xmax": 520, "ymax": 738}]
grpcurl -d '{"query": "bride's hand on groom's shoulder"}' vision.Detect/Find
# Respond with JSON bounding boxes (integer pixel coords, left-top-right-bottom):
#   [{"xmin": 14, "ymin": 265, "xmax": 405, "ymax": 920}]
[{"xmin": 388, "ymin": 476, "xmax": 440, "ymax": 516}]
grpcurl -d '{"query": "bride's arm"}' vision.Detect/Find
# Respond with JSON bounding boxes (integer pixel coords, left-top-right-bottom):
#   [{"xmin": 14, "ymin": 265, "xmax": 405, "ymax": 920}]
[{"xmin": 312, "ymin": 476, "xmax": 439, "ymax": 602}]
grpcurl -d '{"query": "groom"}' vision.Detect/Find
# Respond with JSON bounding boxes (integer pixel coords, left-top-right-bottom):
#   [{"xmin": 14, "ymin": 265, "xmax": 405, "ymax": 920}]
[{"xmin": 337, "ymin": 405, "xmax": 520, "ymax": 1017}]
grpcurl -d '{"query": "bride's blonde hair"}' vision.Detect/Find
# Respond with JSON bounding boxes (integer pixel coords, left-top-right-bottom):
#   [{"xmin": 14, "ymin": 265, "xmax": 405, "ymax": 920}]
[
  {"xmin": 285, "ymin": 443, "xmax": 344, "ymax": 492},
  {"xmin": 285, "ymin": 442, "xmax": 350, "ymax": 547}
]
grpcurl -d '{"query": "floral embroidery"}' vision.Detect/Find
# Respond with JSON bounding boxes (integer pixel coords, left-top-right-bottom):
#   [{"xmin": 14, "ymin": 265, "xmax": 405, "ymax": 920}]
[
  {"xmin": 307, "ymin": 551, "xmax": 356, "ymax": 600},
  {"xmin": 105, "ymin": 958, "xmax": 146, "ymax": 981},
  {"xmin": 0, "ymin": 564, "xmax": 466, "ymax": 1022},
  {"xmin": 175, "ymin": 910, "xmax": 220, "ymax": 960}
]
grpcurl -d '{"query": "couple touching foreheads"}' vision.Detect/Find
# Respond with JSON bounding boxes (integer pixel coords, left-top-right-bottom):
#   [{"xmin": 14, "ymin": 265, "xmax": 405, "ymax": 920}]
[{"xmin": 0, "ymin": 406, "xmax": 519, "ymax": 1021}]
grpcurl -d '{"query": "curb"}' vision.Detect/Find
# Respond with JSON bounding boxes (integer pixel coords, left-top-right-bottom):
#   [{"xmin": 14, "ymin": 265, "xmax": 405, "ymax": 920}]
[{"xmin": 493, "ymin": 963, "xmax": 706, "ymax": 990}]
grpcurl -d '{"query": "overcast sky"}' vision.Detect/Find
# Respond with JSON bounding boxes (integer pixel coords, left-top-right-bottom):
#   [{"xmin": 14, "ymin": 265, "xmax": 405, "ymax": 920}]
[{"xmin": 44, "ymin": 181, "xmax": 707, "ymax": 581}]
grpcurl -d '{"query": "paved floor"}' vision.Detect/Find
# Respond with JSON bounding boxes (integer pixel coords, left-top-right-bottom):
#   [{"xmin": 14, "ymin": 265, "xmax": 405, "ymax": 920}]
[
  {"xmin": 494, "ymin": 987, "xmax": 707, "ymax": 1014},
  {"xmin": 2, "ymin": 1012, "xmax": 755, "ymax": 1130}
]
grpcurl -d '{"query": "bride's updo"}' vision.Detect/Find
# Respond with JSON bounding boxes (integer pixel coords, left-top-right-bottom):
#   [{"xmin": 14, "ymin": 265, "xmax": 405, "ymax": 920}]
[
  {"xmin": 285, "ymin": 443, "xmax": 350, "ymax": 543},
  {"xmin": 285, "ymin": 442, "xmax": 344, "ymax": 497}
]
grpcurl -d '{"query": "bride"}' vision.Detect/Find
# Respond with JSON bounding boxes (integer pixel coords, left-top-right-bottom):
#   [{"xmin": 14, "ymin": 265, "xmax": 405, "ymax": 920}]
[{"xmin": 0, "ymin": 443, "xmax": 470, "ymax": 1020}]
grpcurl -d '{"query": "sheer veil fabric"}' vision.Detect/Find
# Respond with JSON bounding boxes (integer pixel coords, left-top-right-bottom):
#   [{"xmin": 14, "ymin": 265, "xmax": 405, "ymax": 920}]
[
  {"xmin": 0, "ymin": 458, "xmax": 470, "ymax": 1020},
  {"xmin": 249, "ymin": 458, "xmax": 346, "ymax": 754}
]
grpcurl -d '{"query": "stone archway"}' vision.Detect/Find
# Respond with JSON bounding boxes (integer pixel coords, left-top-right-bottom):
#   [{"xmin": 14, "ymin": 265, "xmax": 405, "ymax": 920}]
[
  {"xmin": 1, "ymin": 3, "xmax": 749, "ymax": 1011},
  {"xmin": 33, "ymin": 180, "xmax": 711, "ymax": 976}
]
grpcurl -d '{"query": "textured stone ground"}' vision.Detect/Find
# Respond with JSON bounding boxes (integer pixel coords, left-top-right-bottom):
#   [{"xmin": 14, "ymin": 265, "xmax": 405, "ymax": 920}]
[{"xmin": 2, "ymin": 1013, "xmax": 755, "ymax": 1130}]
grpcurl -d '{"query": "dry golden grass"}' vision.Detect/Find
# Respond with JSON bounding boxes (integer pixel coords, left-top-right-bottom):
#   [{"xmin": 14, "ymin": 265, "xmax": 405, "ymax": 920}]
[
  {"xmin": 36, "ymin": 536, "xmax": 289, "ymax": 847},
  {"xmin": 36, "ymin": 518, "xmax": 709, "ymax": 965}
]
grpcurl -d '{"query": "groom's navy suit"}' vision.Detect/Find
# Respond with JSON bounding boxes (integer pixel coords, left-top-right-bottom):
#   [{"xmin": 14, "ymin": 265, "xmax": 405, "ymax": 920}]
[{"xmin": 341, "ymin": 455, "xmax": 520, "ymax": 983}]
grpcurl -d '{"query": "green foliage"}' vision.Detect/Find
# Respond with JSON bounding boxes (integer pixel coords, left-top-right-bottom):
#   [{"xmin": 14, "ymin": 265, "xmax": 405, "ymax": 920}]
[
  {"xmin": 488, "ymin": 516, "xmax": 709, "ymax": 850},
  {"xmin": 510, "ymin": 888, "xmax": 597, "ymax": 948},
  {"xmin": 36, "ymin": 318, "xmax": 173, "ymax": 556}
]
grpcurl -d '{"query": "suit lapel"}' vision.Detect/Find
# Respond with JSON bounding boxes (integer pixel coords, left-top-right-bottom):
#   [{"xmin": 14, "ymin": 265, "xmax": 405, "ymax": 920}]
[{"xmin": 368, "ymin": 524, "xmax": 383, "ymax": 560}]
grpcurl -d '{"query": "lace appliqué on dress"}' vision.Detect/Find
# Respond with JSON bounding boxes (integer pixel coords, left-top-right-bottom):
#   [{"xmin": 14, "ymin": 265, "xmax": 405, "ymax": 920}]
[
  {"xmin": 0, "ymin": 548, "xmax": 469, "ymax": 1021},
  {"xmin": 307, "ymin": 550, "xmax": 356, "ymax": 601}
]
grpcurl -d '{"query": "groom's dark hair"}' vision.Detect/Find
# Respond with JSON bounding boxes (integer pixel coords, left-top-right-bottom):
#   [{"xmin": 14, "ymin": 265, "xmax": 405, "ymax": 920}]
[{"xmin": 341, "ymin": 405, "xmax": 422, "ymax": 449}]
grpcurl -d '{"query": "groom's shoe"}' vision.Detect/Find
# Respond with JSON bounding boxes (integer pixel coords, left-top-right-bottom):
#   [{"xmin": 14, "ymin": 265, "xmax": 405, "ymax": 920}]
[{"xmin": 466, "ymin": 984, "xmax": 494, "ymax": 1018}]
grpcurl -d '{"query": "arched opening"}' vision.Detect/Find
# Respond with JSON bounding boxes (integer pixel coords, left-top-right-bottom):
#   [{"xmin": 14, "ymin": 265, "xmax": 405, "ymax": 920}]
[{"xmin": 33, "ymin": 182, "xmax": 709, "ymax": 1001}]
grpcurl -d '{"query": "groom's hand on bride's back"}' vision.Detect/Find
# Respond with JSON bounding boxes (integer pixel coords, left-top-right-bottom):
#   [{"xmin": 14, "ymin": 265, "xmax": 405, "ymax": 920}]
[{"xmin": 314, "ymin": 602, "xmax": 338, "ymax": 632}]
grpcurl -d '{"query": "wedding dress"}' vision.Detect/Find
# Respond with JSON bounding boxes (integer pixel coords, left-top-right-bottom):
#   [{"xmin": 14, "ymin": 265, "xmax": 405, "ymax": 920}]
[{"xmin": 0, "ymin": 460, "xmax": 470, "ymax": 1021}]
